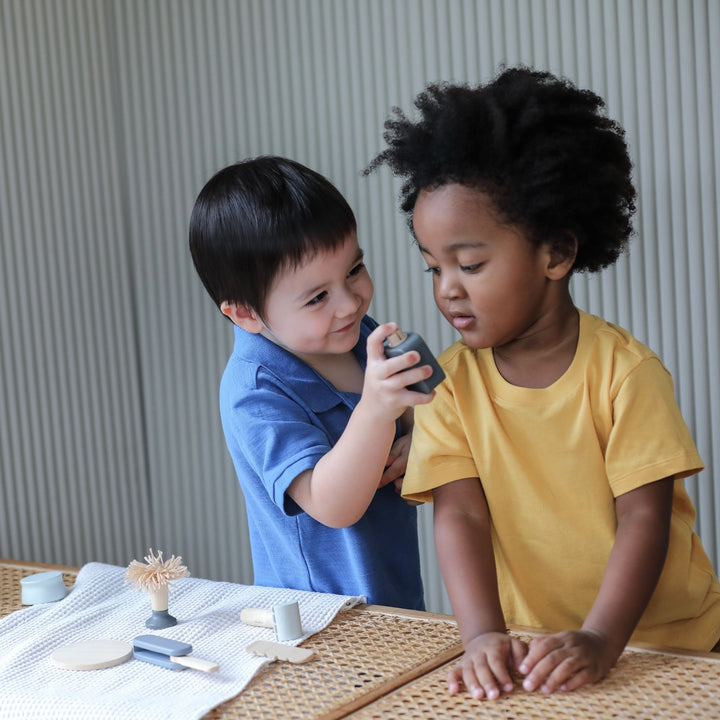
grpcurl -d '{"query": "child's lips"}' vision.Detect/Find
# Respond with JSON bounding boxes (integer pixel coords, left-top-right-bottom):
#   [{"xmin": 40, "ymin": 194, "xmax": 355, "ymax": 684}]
[
  {"xmin": 450, "ymin": 312, "xmax": 475, "ymax": 330},
  {"xmin": 334, "ymin": 318, "xmax": 358, "ymax": 334}
]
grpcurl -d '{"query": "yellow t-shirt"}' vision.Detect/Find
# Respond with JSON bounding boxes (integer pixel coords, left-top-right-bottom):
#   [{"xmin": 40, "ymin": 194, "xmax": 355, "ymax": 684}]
[{"xmin": 404, "ymin": 310, "xmax": 720, "ymax": 650}]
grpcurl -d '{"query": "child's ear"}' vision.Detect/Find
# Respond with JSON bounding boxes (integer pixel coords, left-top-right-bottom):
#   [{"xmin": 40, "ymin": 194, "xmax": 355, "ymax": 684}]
[
  {"xmin": 220, "ymin": 301, "xmax": 265, "ymax": 333},
  {"xmin": 545, "ymin": 233, "xmax": 578, "ymax": 280}
]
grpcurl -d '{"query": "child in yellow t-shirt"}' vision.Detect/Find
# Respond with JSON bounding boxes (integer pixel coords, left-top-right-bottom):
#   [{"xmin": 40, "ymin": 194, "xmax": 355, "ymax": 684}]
[{"xmin": 366, "ymin": 67, "xmax": 720, "ymax": 699}]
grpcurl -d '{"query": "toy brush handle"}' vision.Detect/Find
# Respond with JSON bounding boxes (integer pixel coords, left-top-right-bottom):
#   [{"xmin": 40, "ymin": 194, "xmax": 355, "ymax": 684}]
[
  {"xmin": 170, "ymin": 654, "xmax": 219, "ymax": 673},
  {"xmin": 240, "ymin": 607, "xmax": 274, "ymax": 628},
  {"xmin": 241, "ymin": 603, "xmax": 303, "ymax": 642}
]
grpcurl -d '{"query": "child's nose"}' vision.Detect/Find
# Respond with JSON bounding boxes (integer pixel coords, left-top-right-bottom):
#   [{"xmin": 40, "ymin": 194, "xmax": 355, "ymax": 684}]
[
  {"xmin": 336, "ymin": 286, "xmax": 362, "ymax": 316},
  {"xmin": 437, "ymin": 271, "xmax": 464, "ymax": 299}
]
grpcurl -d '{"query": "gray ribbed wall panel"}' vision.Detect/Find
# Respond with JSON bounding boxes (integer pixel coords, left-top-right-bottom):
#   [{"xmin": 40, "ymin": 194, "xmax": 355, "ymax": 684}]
[
  {"xmin": 0, "ymin": 0, "xmax": 152, "ymax": 567},
  {"xmin": 1, "ymin": 0, "xmax": 718, "ymax": 615}
]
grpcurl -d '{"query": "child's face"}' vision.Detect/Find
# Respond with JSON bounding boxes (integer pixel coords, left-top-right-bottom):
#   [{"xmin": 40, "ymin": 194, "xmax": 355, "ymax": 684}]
[
  {"xmin": 259, "ymin": 232, "xmax": 374, "ymax": 359},
  {"xmin": 413, "ymin": 184, "xmax": 557, "ymax": 351}
]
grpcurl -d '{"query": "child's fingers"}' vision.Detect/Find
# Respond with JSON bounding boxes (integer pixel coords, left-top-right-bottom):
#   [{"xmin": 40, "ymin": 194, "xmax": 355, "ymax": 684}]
[
  {"xmin": 446, "ymin": 664, "xmax": 464, "ymax": 694},
  {"xmin": 518, "ymin": 634, "xmax": 555, "ymax": 675},
  {"xmin": 510, "ymin": 637, "xmax": 529, "ymax": 671},
  {"xmin": 379, "ymin": 457, "xmax": 403, "ymax": 487},
  {"xmin": 366, "ymin": 322, "xmax": 398, "ymax": 361},
  {"xmin": 366, "ymin": 323, "xmax": 434, "ymax": 384},
  {"xmin": 406, "ymin": 387, "xmax": 437, "ymax": 406},
  {"xmin": 386, "ymin": 439, "xmax": 408, "ymax": 471},
  {"xmin": 467, "ymin": 658, "xmax": 502, "ymax": 701},
  {"xmin": 386, "ymin": 362, "xmax": 436, "ymax": 397},
  {"xmin": 520, "ymin": 636, "xmax": 564, "ymax": 692},
  {"xmin": 487, "ymin": 653, "xmax": 516, "ymax": 695},
  {"xmin": 379, "ymin": 360, "xmax": 437, "ymax": 398},
  {"xmin": 537, "ymin": 655, "xmax": 587, "ymax": 694},
  {"xmin": 522, "ymin": 655, "xmax": 557, "ymax": 693},
  {"xmin": 449, "ymin": 662, "xmax": 488, "ymax": 700},
  {"xmin": 377, "ymin": 473, "xmax": 394, "ymax": 489},
  {"xmin": 452, "ymin": 651, "xmax": 506, "ymax": 701},
  {"xmin": 447, "ymin": 656, "xmax": 490, "ymax": 700},
  {"xmin": 384, "ymin": 350, "xmax": 425, "ymax": 378},
  {"xmin": 559, "ymin": 666, "xmax": 596, "ymax": 692}
]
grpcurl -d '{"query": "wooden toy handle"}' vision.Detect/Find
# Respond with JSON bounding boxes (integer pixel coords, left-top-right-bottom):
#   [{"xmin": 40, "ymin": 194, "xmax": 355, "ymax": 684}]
[
  {"xmin": 170, "ymin": 655, "xmax": 219, "ymax": 673},
  {"xmin": 240, "ymin": 607, "xmax": 274, "ymax": 628}
]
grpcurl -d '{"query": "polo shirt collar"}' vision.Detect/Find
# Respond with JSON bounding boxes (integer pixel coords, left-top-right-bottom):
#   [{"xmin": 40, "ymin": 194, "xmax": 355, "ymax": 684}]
[{"xmin": 232, "ymin": 320, "xmax": 370, "ymax": 412}]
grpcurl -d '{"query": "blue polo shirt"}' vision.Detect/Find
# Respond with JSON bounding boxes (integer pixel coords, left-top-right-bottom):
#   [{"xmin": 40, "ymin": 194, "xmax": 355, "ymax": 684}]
[{"xmin": 219, "ymin": 315, "xmax": 424, "ymax": 610}]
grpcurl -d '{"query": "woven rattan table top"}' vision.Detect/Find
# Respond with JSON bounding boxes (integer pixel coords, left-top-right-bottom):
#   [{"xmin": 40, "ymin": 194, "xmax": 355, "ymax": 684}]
[
  {"xmin": 4, "ymin": 559, "xmax": 720, "ymax": 719},
  {"xmin": 347, "ymin": 643, "xmax": 720, "ymax": 720}
]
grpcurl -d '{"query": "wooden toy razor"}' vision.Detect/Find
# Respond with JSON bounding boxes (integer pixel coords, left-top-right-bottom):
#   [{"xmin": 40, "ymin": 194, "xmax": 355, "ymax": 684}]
[{"xmin": 133, "ymin": 634, "xmax": 219, "ymax": 672}]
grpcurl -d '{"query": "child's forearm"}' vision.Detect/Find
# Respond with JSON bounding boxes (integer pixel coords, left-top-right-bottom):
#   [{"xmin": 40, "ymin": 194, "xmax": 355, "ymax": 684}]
[
  {"xmin": 581, "ymin": 478, "xmax": 674, "ymax": 651},
  {"xmin": 289, "ymin": 399, "xmax": 399, "ymax": 528},
  {"xmin": 437, "ymin": 521, "xmax": 505, "ymax": 644},
  {"xmin": 433, "ymin": 479, "xmax": 506, "ymax": 644}
]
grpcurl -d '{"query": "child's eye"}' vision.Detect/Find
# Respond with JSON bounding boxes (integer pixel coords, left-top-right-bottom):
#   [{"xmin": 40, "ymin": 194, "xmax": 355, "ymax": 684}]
[
  {"xmin": 460, "ymin": 262, "xmax": 483, "ymax": 273},
  {"xmin": 306, "ymin": 291, "xmax": 328, "ymax": 306},
  {"xmin": 348, "ymin": 262, "xmax": 365, "ymax": 277},
  {"xmin": 424, "ymin": 266, "xmax": 440, "ymax": 276}
]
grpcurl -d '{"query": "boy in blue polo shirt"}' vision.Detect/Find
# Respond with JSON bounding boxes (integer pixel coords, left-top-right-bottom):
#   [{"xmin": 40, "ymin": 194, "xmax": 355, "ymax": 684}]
[{"xmin": 189, "ymin": 156, "xmax": 434, "ymax": 609}]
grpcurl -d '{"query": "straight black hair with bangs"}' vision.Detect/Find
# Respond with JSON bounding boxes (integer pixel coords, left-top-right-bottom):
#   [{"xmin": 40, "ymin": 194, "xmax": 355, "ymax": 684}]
[{"xmin": 189, "ymin": 156, "xmax": 357, "ymax": 316}]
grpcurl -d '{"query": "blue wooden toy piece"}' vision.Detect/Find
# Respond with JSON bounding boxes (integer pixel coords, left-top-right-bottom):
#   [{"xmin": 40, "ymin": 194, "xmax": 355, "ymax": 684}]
[
  {"xmin": 133, "ymin": 635, "xmax": 219, "ymax": 673},
  {"xmin": 134, "ymin": 647, "xmax": 186, "ymax": 670},
  {"xmin": 145, "ymin": 609, "xmax": 178, "ymax": 630}
]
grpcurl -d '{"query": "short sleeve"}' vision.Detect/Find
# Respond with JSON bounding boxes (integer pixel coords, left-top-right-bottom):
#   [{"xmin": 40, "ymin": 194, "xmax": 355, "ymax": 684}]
[
  {"xmin": 606, "ymin": 357, "xmax": 703, "ymax": 496},
  {"xmin": 223, "ymin": 374, "xmax": 333, "ymax": 513},
  {"xmin": 402, "ymin": 379, "xmax": 480, "ymax": 503}
]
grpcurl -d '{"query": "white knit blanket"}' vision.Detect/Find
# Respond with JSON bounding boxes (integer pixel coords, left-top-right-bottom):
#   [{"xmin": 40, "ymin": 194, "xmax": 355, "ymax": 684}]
[{"xmin": 0, "ymin": 562, "xmax": 362, "ymax": 720}]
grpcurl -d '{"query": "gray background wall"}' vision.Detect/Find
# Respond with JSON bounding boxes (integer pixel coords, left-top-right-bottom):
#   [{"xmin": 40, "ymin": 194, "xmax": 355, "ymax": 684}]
[{"xmin": 1, "ymin": 0, "xmax": 718, "ymax": 614}]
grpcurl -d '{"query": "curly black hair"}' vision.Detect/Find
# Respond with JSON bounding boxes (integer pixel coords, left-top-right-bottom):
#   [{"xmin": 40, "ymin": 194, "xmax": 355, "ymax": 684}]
[{"xmin": 365, "ymin": 67, "xmax": 636, "ymax": 273}]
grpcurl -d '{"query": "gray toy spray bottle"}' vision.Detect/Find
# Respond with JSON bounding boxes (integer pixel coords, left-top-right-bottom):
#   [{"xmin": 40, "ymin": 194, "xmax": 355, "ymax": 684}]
[{"xmin": 383, "ymin": 328, "xmax": 446, "ymax": 394}]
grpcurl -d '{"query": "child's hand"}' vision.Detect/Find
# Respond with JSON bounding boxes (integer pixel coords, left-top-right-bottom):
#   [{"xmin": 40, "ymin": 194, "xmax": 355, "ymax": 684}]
[
  {"xmin": 447, "ymin": 632, "xmax": 528, "ymax": 700},
  {"xmin": 519, "ymin": 629, "xmax": 619, "ymax": 694},
  {"xmin": 379, "ymin": 433, "xmax": 422, "ymax": 504},
  {"xmin": 379, "ymin": 433, "xmax": 410, "ymax": 487},
  {"xmin": 361, "ymin": 323, "xmax": 435, "ymax": 422}
]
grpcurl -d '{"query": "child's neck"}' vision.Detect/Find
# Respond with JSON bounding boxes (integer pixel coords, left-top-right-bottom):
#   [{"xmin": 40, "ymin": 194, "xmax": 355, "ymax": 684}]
[
  {"xmin": 492, "ymin": 303, "xmax": 579, "ymax": 389},
  {"xmin": 301, "ymin": 351, "xmax": 365, "ymax": 393}
]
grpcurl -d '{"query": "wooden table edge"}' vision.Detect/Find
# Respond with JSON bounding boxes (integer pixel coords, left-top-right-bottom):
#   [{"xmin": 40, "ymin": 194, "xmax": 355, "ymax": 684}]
[
  {"xmin": 317, "ymin": 641, "xmax": 464, "ymax": 720},
  {"xmin": 1, "ymin": 558, "xmax": 80, "ymax": 574},
  {"xmin": 359, "ymin": 604, "xmax": 456, "ymax": 623}
]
